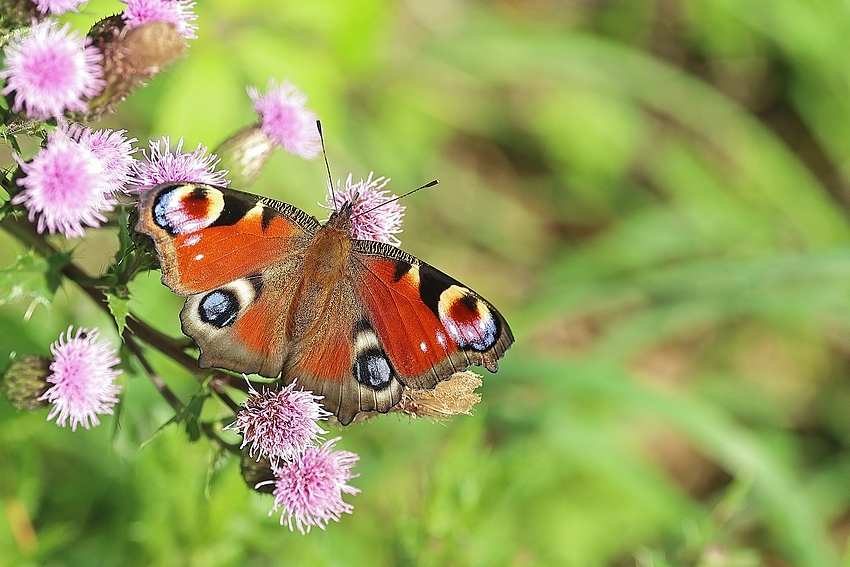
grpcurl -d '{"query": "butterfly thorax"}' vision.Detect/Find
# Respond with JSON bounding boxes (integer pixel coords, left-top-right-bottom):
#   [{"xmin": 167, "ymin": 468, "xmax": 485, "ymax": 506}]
[{"xmin": 286, "ymin": 207, "xmax": 354, "ymax": 340}]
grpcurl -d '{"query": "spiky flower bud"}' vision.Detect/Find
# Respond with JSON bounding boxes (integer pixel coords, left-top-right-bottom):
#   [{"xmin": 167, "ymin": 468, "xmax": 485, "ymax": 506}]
[
  {"xmin": 1, "ymin": 355, "xmax": 51, "ymax": 412},
  {"xmin": 396, "ymin": 371, "xmax": 483, "ymax": 419},
  {"xmin": 85, "ymin": 18, "xmax": 186, "ymax": 119},
  {"xmin": 215, "ymin": 124, "xmax": 274, "ymax": 187},
  {"xmin": 240, "ymin": 453, "xmax": 275, "ymax": 493},
  {"xmin": 0, "ymin": 0, "xmax": 43, "ymax": 27}
]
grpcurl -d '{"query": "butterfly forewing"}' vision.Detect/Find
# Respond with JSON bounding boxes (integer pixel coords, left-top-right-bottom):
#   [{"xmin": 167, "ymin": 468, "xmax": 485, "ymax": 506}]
[{"xmin": 137, "ymin": 183, "xmax": 318, "ymax": 294}]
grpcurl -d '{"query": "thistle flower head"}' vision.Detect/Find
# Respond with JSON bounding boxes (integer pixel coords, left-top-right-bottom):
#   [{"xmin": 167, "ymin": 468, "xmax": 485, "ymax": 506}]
[
  {"xmin": 12, "ymin": 128, "xmax": 115, "ymax": 238},
  {"xmin": 130, "ymin": 136, "xmax": 229, "ymax": 191},
  {"xmin": 33, "ymin": 0, "xmax": 87, "ymax": 14},
  {"xmin": 248, "ymin": 80, "xmax": 320, "ymax": 159},
  {"xmin": 322, "ymin": 172, "xmax": 405, "ymax": 246},
  {"xmin": 121, "ymin": 0, "xmax": 198, "ymax": 40},
  {"xmin": 226, "ymin": 381, "xmax": 329, "ymax": 467},
  {"xmin": 0, "ymin": 21, "xmax": 105, "ymax": 120},
  {"xmin": 39, "ymin": 327, "xmax": 123, "ymax": 431},
  {"xmin": 68, "ymin": 125, "xmax": 138, "ymax": 194},
  {"xmin": 259, "ymin": 437, "xmax": 360, "ymax": 533}
]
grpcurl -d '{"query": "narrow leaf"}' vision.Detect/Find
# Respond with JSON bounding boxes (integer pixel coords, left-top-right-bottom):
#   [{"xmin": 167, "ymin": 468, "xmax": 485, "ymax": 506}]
[
  {"xmin": 175, "ymin": 390, "xmax": 209, "ymax": 442},
  {"xmin": 105, "ymin": 291, "xmax": 131, "ymax": 337}
]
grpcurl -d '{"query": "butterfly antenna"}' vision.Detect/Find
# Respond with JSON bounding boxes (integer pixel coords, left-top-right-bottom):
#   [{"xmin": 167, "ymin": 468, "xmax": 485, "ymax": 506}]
[
  {"xmin": 353, "ymin": 179, "xmax": 439, "ymax": 219},
  {"xmin": 317, "ymin": 120, "xmax": 338, "ymax": 213}
]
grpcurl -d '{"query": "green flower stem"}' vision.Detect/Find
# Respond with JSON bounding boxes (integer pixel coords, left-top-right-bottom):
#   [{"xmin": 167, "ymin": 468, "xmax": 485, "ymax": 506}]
[
  {"xmin": 123, "ymin": 332, "xmax": 184, "ymax": 413},
  {"xmin": 0, "ymin": 211, "xmax": 248, "ymax": 439}
]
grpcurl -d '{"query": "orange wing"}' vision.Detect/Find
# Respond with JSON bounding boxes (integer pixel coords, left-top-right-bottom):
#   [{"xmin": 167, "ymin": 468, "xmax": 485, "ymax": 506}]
[
  {"xmin": 137, "ymin": 183, "xmax": 319, "ymax": 294},
  {"xmin": 276, "ymin": 238, "xmax": 513, "ymax": 425},
  {"xmin": 136, "ymin": 183, "xmax": 320, "ymax": 377}
]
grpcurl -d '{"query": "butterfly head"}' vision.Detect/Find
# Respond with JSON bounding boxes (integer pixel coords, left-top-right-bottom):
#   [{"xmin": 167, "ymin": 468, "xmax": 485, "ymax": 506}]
[{"xmin": 324, "ymin": 200, "xmax": 355, "ymax": 232}]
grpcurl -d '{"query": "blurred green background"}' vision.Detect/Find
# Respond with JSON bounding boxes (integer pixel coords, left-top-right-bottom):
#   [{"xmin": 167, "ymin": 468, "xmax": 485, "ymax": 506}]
[{"xmin": 4, "ymin": 0, "xmax": 850, "ymax": 565}]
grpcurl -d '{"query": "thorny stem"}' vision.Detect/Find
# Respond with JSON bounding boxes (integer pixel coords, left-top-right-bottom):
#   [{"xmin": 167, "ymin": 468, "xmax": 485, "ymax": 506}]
[
  {"xmin": 1, "ymin": 212, "xmax": 203, "ymax": 369},
  {"xmin": 0, "ymin": 211, "xmax": 248, "ymax": 452},
  {"xmin": 125, "ymin": 334, "xmax": 240, "ymax": 454}
]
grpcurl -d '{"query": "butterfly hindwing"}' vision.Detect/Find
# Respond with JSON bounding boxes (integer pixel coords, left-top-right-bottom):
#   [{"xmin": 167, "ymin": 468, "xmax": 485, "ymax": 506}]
[
  {"xmin": 279, "ymin": 280, "xmax": 404, "ymax": 425},
  {"xmin": 180, "ymin": 268, "xmax": 297, "ymax": 378}
]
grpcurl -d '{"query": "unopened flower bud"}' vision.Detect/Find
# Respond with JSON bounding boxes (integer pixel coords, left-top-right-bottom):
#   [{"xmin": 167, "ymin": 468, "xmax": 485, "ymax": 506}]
[
  {"xmin": 0, "ymin": 0, "xmax": 43, "ymax": 27},
  {"xmin": 215, "ymin": 125, "xmax": 274, "ymax": 187},
  {"xmin": 396, "ymin": 371, "xmax": 483, "ymax": 419},
  {"xmin": 241, "ymin": 453, "xmax": 275, "ymax": 493},
  {"xmin": 86, "ymin": 19, "xmax": 186, "ymax": 119},
  {"xmin": 1, "ymin": 355, "xmax": 51, "ymax": 412}
]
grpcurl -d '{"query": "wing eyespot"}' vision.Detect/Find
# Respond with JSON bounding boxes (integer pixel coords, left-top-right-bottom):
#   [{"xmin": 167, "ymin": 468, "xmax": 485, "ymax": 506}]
[
  {"xmin": 195, "ymin": 279, "xmax": 260, "ymax": 330},
  {"xmin": 351, "ymin": 318, "xmax": 395, "ymax": 390},
  {"xmin": 436, "ymin": 285, "xmax": 499, "ymax": 352},
  {"xmin": 353, "ymin": 351, "xmax": 393, "ymax": 389},
  {"xmin": 199, "ymin": 289, "xmax": 239, "ymax": 328},
  {"xmin": 152, "ymin": 184, "xmax": 225, "ymax": 236}
]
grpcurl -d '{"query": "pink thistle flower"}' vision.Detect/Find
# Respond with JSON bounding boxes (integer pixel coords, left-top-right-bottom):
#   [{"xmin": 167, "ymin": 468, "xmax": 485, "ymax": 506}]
[
  {"xmin": 248, "ymin": 80, "xmax": 320, "ymax": 159},
  {"xmin": 68, "ymin": 125, "xmax": 138, "ymax": 194},
  {"xmin": 0, "ymin": 21, "xmax": 105, "ymax": 120},
  {"xmin": 259, "ymin": 437, "xmax": 360, "ymax": 533},
  {"xmin": 33, "ymin": 0, "xmax": 87, "ymax": 15},
  {"xmin": 130, "ymin": 136, "xmax": 229, "ymax": 191},
  {"xmin": 121, "ymin": 0, "xmax": 198, "ymax": 40},
  {"xmin": 12, "ymin": 129, "xmax": 115, "ymax": 238},
  {"xmin": 225, "ymin": 381, "xmax": 329, "ymax": 467},
  {"xmin": 39, "ymin": 326, "xmax": 122, "ymax": 431},
  {"xmin": 322, "ymin": 172, "xmax": 405, "ymax": 246}
]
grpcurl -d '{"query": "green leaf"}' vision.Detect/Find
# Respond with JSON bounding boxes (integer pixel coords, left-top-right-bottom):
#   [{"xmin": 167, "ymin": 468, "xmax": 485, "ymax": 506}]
[
  {"xmin": 105, "ymin": 206, "xmax": 160, "ymax": 286},
  {"xmin": 175, "ymin": 390, "xmax": 209, "ymax": 442},
  {"xmin": 136, "ymin": 389, "xmax": 209, "ymax": 452},
  {"xmin": 116, "ymin": 206, "xmax": 133, "ymax": 254},
  {"xmin": 105, "ymin": 291, "xmax": 131, "ymax": 337},
  {"xmin": 0, "ymin": 251, "xmax": 70, "ymax": 308}
]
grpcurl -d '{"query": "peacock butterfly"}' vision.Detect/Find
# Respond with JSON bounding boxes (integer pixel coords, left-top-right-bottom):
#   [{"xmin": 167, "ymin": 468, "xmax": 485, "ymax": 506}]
[{"xmin": 136, "ymin": 183, "xmax": 514, "ymax": 425}]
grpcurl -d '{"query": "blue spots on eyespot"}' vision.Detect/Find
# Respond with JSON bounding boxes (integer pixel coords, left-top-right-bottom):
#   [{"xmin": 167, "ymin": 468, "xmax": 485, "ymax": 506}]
[
  {"xmin": 470, "ymin": 316, "xmax": 498, "ymax": 351},
  {"xmin": 199, "ymin": 289, "xmax": 239, "ymax": 328},
  {"xmin": 351, "ymin": 319, "xmax": 394, "ymax": 390},
  {"xmin": 353, "ymin": 351, "xmax": 393, "ymax": 389},
  {"xmin": 443, "ymin": 313, "xmax": 497, "ymax": 352},
  {"xmin": 153, "ymin": 187, "xmax": 178, "ymax": 232},
  {"xmin": 438, "ymin": 289, "xmax": 500, "ymax": 352},
  {"xmin": 151, "ymin": 185, "xmax": 227, "ymax": 235}
]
